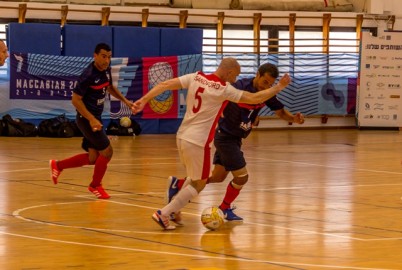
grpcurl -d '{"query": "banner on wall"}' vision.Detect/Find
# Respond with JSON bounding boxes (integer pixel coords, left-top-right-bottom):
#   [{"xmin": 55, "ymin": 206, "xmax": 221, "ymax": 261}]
[
  {"xmin": 357, "ymin": 31, "xmax": 402, "ymax": 127},
  {"xmin": 142, "ymin": 56, "xmax": 179, "ymax": 119},
  {"xmin": 10, "ymin": 53, "xmax": 91, "ymax": 100},
  {"xmin": 9, "ymin": 53, "xmax": 202, "ymax": 119}
]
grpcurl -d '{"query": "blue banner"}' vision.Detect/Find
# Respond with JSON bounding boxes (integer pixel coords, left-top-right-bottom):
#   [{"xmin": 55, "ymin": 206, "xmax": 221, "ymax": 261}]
[{"xmin": 6, "ymin": 52, "xmax": 202, "ymax": 121}]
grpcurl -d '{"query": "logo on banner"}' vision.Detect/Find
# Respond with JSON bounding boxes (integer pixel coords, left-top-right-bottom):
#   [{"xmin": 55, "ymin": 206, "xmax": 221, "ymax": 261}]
[
  {"xmin": 148, "ymin": 62, "xmax": 174, "ymax": 114},
  {"xmin": 14, "ymin": 54, "xmax": 24, "ymax": 72},
  {"xmin": 141, "ymin": 56, "xmax": 179, "ymax": 119}
]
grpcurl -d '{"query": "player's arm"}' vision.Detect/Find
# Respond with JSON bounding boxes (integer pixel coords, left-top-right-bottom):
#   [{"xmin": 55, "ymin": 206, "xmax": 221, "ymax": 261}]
[
  {"xmin": 275, "ymin": 109, "xmax": 305, "ymax": 124},
  {"xmin": 132, "ymin": 77, "xmax": 182, "ymax": 114},
  {"xmin": 239, "ymin": 73, "xmax": 291, "ymax": 104},
  {"xmin": 72, "ymin": 93, "xmax": 103, "ymax": 131},
  {"xmin": 107, "ymin": 85, "xmax": 133, "ymax": 108}
]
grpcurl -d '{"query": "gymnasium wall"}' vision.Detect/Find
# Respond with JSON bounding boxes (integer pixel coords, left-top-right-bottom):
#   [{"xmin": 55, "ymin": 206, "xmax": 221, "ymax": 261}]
[{"xmin": 1, "ymin": 23, "xmax": 203, "ymax": 134}]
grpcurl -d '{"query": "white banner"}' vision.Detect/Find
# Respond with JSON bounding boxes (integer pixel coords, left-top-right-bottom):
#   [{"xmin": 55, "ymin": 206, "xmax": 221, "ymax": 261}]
[{"xmin": 357, "ymin": 31, "xmax": 402, "ymax": 127}]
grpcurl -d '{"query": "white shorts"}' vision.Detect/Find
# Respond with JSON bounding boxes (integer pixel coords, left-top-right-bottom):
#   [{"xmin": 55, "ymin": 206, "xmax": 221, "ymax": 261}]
[{"xmin": 176, "ymin": 138, "xmax": 212, "ymax": 181}]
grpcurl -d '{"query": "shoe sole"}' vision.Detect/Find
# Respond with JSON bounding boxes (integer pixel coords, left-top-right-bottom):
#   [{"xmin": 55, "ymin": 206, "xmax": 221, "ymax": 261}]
[
  {"xmin": 88, "ymin": 187, "xmax": 110, "ymax": 199},
  {"xmin": 225, "ymin": 219, "xmax": 244, "ymax": 222}
]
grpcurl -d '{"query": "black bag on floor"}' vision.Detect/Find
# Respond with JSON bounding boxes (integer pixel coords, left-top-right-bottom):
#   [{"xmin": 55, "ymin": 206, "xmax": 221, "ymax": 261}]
[
  {"xmin": 2, "ymin": 114, "xmax": 38, "ymax": 137},
  {"xmin": 106, "ymin": 118, "xmax": 141, "ymax": 136},
  {"xmin": 0, "ymin": 119, "xmax": 4, "ymax": 136},
  {"xmin": 38, "ymin": 114, "xmax": 77, "ymax": 138}
]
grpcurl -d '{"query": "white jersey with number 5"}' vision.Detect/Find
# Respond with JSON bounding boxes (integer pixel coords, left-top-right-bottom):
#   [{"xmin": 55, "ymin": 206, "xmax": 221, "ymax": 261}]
[{"xmin": 177, "ymin": 71, "xmax": 243, "ymax": 148}]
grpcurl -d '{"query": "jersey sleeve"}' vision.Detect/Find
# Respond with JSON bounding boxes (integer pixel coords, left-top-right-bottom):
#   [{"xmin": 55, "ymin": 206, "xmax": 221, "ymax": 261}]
[
  {"xmin": 178, "ymin": 72, "xmax": 196, "ymax": 89},
  {"xmin": 107, "ymin": 67, "xmax": 113, "ymax": 86},
  {"xmin": 73, "ymin": 74, "xmax": 91, "ymax": 96},
  {"xmin": 264, "ymin": 95, "xmax": 284, "ymax": 111},
  {"xmin": 224, "ymin": 84, "xmax": 243, "ymax": 103}
]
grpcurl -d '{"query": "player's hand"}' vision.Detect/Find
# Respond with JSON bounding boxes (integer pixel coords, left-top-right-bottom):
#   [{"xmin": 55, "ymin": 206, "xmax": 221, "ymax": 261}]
[
  {"xmin": 126, "ymin": 100, "xmax": 134, "ymax": 109},
  {"xmin": 294, "ymin": 112, "xmax": 305, "ymax": 124},
  {"xmin": 131, "ymin": 100, "xmax": 145, "ymax": 115},
  {"xmin": 278, "ymin": 73, "xmax": 291, "ymax": 88},
  {"xmin": 90, "ymin": 119, "xmax": 103, "ymax": 132}
]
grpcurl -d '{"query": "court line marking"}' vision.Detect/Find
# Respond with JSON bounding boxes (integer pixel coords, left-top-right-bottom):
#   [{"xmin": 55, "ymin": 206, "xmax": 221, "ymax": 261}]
[
  {"xmin": 0, "ymin": 230, "xmax": 398, "ymax": 270},
  {"xmin": 247, "ymin": 157, "xmax": 402, "ymax": 175},
  {"xmin": 1, "ymin": 155, "xmax": 402, "ymax": 176},
  {"xmin": 12, "ymin": 201, "xmax": 312, "ymax": 236},
  {"xmin": 12, "ymin": 199, "xmax": 402, "ymax": 241}
]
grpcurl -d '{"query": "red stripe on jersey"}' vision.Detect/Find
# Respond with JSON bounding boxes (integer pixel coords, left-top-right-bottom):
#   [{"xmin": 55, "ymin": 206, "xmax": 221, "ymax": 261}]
[
  {"xmin": 201, "ymin": 100, "xmax": 229, "ymax": 179},
  {"xmin": 90, "ymin": 82, "xmax": 109, "ymax": 90},
  {"xmin": 238, "ymin": 103, "xmax": 265, "ymax": 109},
  {"xmin": 201, "ymin": 146, "xmax": 211, "ymax": 179},
  {"xmin": 198, "ymin": 72, "xmax": 227, "ymax": 86}
]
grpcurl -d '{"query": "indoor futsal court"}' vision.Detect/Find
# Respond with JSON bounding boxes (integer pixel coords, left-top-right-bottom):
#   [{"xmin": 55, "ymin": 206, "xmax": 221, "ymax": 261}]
[{"xmin": 0, "ymin": 128, "xmax": 401, "ymax": 270}]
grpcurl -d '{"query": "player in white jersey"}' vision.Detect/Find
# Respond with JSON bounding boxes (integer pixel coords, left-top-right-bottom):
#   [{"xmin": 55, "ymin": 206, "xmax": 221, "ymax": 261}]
[
  {"xmin": 132, "ymin": 57, "xmax": 291, "ymax": 230},
  {"xmin": 176, "ymin": 72, "xmax": 243, "ymax": 149}
]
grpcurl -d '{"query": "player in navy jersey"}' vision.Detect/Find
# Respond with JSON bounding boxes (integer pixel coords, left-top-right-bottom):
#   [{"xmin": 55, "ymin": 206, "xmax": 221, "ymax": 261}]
[
  {"xmin": 49, "ymin": 43, "xmax": 133, "ymax": 199},
  {"xmin": 167, "ymin": 63, "xmax": 304, "ymax": 221}
]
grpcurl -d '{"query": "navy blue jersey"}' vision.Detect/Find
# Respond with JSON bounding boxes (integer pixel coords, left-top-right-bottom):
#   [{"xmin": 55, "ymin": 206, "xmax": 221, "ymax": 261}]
[
  {"xmin": 73, "ymin": 62, "xmax": 112, "ymax": 117},
  {"xmin": 218, "ymin": 77, "xmax": 284, "ymax": 138}
]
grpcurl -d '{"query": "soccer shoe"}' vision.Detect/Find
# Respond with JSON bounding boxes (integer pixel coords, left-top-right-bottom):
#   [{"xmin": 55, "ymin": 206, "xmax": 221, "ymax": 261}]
[
  {"xmin": 152, "ymin": 210, "xmax": 176, "ymax": 230},
  {"xmin": 165, "ymin": 176, "xmax": 180, "ymax": 204},
  {"xmin": 49, "ymin": 160, "xmax": 62, "ymax": 184},
  {"xmin": 169, "ymin": 211, "xmax": 184, "ymax": 226},
  {"xmin": 221, "ymin": 207, "xmax": 243, "ymax": 221},
  {"xmin": 88, "ymin": 185, "xmax": 111, "ymax": 199}
]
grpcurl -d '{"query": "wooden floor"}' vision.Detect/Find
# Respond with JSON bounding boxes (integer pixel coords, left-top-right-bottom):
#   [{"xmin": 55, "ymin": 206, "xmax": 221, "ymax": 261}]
[{"xmin": 0, "ymin": 129, "xmax": 401, "ymax": 270}]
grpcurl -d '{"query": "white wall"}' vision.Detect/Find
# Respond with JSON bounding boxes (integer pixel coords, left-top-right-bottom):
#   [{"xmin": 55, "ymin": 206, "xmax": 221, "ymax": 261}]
[
  {"xmin": 3, "ymin": 1, "xmax": 402, "ymax": 30},
  {"xmin": 352, "ymin": 0, "xmax": 402, "ymax": 15}
]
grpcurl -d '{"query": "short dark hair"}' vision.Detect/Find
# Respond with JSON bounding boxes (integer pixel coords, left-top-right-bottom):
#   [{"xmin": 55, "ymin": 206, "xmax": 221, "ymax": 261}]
[
  {"xmin": 94, "ymin": 43, "xmax": 111, "ymax": 54},
  {"xmin": 258, "ymin": 63, "xmax": 279, "ymax": 79}
]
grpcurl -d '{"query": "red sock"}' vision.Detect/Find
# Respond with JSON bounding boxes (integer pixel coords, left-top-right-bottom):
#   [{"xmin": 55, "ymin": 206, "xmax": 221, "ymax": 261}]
[
  {"xmin": 57, "ymin": 153, "xmax": 90, "ymax": 170},
  {"xmin": 90, "ymin": 155, "xmax": 110, "ymax": 188},
  {"xmin": 219, "ymin": 181, "xmax": 241, "ymax": 210}
]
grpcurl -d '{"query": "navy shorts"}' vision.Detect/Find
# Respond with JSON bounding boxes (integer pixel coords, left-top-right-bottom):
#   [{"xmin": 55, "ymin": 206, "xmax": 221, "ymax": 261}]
[
  {"xmin": 213, "ymin": 129, "xmax": 246, "ymax": 171},
  {"xmin": 76, "ymin": 114, "xmax": 110, "ymax": 152}
]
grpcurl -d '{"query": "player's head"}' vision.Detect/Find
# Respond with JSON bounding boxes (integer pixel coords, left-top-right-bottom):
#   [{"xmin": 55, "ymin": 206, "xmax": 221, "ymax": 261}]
[
  {"xmin": 93, "ymin": 43, "xmax": 112, "ymax": 71},
  {"xmin": 0, "ymin": 39, "xmax": 9, "ymax": 67},
  {"xmin": 254, "ymin": 63, "xmax": 278, "ymax": 91},
  {"xmin": 217, "ymin": 57, "xmax": 241, "ymax": 84}
]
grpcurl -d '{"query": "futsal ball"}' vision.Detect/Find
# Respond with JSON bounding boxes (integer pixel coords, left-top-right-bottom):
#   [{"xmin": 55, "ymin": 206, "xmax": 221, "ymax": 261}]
[
  {"xmin": 201, "ymin": 206, "xmax": 225, "ymax": 230},
  {"xmin": 119, "ymin": 117, "xmax": 131, "ymax": 128}
]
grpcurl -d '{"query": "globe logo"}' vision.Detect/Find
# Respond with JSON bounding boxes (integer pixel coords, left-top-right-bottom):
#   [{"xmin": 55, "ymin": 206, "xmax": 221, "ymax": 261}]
[{"xmin": 148, "ymin": 62, "xmax": 174, "ymax": 114}]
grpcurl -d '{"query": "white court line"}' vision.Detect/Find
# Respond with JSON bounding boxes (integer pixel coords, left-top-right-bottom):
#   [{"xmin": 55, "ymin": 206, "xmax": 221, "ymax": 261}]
[
  {"xmin": 0, "ymin": 230, "xmax": 398, "ymax": 270},
  {"xmin": 0, "ymin": 162, "xmax": 180, "ymax": 173},
  {"xmin": 13, "ymin": 197, "xmax": 402, "ymax": 241},
  {"xmin": 247, "ymin": 157, "xmax": 402, "ymax": 175},
  {"xmin": 256, "ymin": 183, "xmax": 402, "ymax": 191},
  {"xmin": 12, "ymin": 200, "xmax": 309, "ymax": 237},
  {"xmin": 2, "ymin": 157, "xmax": 402, "ymax": 176}
]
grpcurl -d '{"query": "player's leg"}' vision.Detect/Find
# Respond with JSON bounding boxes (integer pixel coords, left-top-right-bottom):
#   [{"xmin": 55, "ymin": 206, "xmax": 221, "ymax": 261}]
[
  {"xmin": 213, "ymin": 131, "xmax": 247, "ymax": 221},
  {"xmin": 49, "ymin": 115, "xmax": 95, "ymax": 184},
  {"xmin": 208, "ymin": 164, "xmax": 229, "ymax": 184},
  {"xmin": 77, "ymin": 114, "xmax": 112, "ymax": 199},
  {"xmin": 219, "ymin": 167, "xmax": 248, "ymax": 221},
  {"xmin": 165, "ymin": 175, "xmax": 191, "ymax": 204},
  {"xmin": 87, "ymin": 142, "xmax": 112, "ymax": 199},
  {"xmin": 166, "ymin": 145, "xmax": 229, "ymax": 204},
  {"xmin": 152, "ymin": 139, "xmax": 210, "ymax": 230}
]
